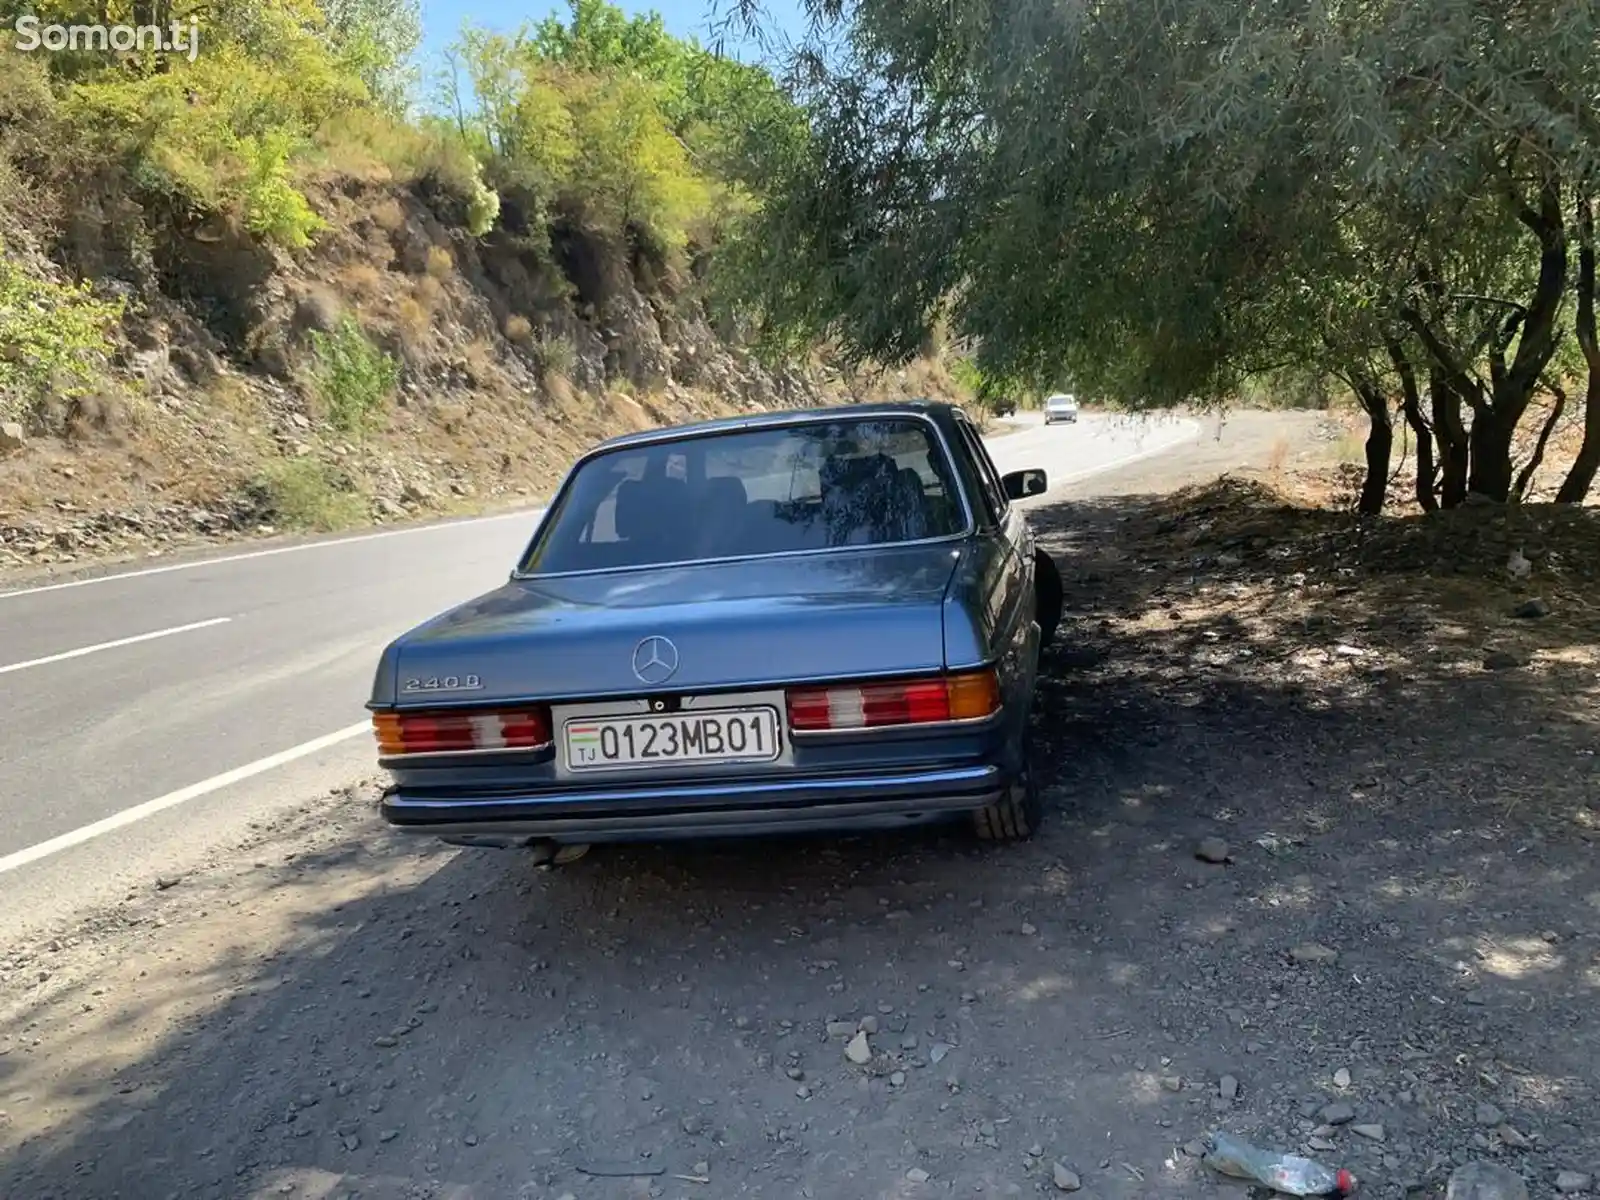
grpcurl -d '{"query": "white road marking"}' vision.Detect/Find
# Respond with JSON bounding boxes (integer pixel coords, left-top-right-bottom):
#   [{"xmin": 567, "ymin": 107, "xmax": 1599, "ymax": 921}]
[
  {"xmin": 0, "ymin": 616, "xmax": 234, "ymax": 676},
  {"xmin": 0, "ymin": 508, "xmax": 544, "ymax": 602},
  {"xmin": 1044, "ymin": 422, "xmax": 1200, "ymax": 488},
  {"xmin": 0, "ymin": 722, "xmax": 372, "ymax": 876}
]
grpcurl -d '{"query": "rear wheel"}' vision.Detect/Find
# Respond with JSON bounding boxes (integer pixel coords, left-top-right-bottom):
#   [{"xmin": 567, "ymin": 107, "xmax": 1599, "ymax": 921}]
[{"xmin": 972, "ymin": 740, "xmax": 1044, "ymax": 842}]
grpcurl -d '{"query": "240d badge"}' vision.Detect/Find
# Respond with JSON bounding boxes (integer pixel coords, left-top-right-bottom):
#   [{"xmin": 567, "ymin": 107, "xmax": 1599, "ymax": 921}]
[{"xmin": 401, "ymin": 674, "xmax": 484, "ymax": 693}]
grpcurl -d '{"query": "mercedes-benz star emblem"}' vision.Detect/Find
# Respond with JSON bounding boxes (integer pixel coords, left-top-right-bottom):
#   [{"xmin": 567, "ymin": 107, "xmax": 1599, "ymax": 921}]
[{"xmin": 631, "ymin": 635, "xmax": 680, "ymax": 685}]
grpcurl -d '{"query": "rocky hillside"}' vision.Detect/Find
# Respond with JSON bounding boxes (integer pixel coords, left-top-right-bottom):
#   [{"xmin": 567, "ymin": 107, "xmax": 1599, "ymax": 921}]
[
  {"xmin": 0, "ymin": 1, "xmax": 969, "ymax": 578},
  {"xmin": 0, "ymin": 177, "xmax": 832, "ymax": 575}
]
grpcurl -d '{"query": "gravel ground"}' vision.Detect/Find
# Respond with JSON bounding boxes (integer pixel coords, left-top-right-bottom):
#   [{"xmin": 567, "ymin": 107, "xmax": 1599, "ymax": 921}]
[{"xmin": 1, "ymin": 409, "xmax": 1595, "ymax": 1200}]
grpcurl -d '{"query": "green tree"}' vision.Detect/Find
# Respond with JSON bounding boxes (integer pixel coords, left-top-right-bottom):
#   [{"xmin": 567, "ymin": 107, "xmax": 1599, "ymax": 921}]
[
  {"xmin": 447, "ymin": 0, "xmax": 806, "ymax": 268},
  {"xmin": 562, "ymin": 70, "xmax": 710, "ymax": 245},
  {"xmin": 320, "ymin": 0, "xmax": 424, "ymax": 112},
  {"xmin": 724, "ymin": 0, "xmax": 1600, "ymax": 509}
]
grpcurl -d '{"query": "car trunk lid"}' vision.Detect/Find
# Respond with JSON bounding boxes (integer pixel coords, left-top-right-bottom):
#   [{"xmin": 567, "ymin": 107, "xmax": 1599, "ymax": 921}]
[{"xmin": 387, "ymin": 544, "xmax": 961, "ymax": 706}]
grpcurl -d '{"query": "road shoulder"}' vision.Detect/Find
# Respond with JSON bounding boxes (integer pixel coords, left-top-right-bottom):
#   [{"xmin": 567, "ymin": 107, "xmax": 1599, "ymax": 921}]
[{"xmin": 19, "ymin": 409, "xmax": 1594, "ymax": 1200}]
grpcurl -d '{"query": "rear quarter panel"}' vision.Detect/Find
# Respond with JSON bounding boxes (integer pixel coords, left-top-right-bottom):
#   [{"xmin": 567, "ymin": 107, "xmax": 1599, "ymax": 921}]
[{"xmin": 941, "ymin": 534, "xmax": 1038, "ymax": 762}]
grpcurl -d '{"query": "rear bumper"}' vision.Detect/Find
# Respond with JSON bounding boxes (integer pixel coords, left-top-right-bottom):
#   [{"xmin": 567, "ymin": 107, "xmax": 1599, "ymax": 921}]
[{"xmin": 380, "ymin": 763, "xmax": 1006, "ymax": 845}]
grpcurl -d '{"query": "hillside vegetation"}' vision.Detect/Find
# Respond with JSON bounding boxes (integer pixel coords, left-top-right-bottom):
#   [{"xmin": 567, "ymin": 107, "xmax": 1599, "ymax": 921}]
[{"xmin": 0, "ymin": 0, "xmax": 971, "ymax": 572}]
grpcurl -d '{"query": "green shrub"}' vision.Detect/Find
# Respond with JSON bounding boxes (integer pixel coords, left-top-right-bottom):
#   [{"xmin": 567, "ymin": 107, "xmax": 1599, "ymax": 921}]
[
  {"xmin": 42, "ymin": 13, "xmax": 369, "ymax": 251},
  {"xmin": 306, "ymin": 316, "xmax": 400, "ymax": 434},
  {"xmin": 248, "ymin": 458, "xmax": 367, "ymax": 530},
  {"xmin": 949, "ymin": 354, "xmax": 1017, "ymax": 412},
  {"xmin": 949, "ymin": 356, "xmax": 985, "ymax": 397},
  {"xmin": 528, "ymin": 330, "xmax": 578, "ymax": 377},
  {"xmin": 464, "ymin": 169, "xmax": 501, "ymax": 237},
  {"xmin": 448, "ymin": 2, "xmax": 803, "ymax": 263},
  {"xmin": 243, "ymin": 131, "xmax": 326, "ymax": 248},
  {"xmin": 0, "ymin": 249, "xmax": 124, "ymax": 428}
]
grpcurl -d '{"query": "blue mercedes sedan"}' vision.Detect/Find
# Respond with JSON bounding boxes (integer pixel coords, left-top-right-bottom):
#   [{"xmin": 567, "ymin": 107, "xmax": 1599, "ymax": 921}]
[{"xmin": 367, "ymin": 401, "xmax": 1064, "ymax": 856}]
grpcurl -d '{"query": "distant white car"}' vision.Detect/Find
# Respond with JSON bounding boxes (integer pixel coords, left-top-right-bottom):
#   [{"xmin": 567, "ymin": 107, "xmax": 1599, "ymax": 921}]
[{"xmin": 1043, "ymin": 393, "xmax": 1078, "ymax": 424}]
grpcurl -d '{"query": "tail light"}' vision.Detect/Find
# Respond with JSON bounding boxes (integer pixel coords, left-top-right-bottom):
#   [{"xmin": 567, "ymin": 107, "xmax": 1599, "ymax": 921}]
[
  {"xmin": 786, "ymin": 669, "xmax": 1001, "ymax": 732},
  {"xmin": 372, "ymin": 706, "xmax": 552, "ymax": 756}
]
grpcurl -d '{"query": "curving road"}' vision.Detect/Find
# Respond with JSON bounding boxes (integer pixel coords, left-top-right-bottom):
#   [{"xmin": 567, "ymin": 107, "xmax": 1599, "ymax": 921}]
[{"xmin": 0, "ymin": 410, "xmax": 1198, "ymax": 905}]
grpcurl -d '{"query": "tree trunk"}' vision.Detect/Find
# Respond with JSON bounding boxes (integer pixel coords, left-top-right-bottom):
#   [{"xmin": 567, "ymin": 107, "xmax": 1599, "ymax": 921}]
[
  {"xmin": 1389, "ymin": 340, "xmax": 1436, "ymax": 511},
  {"xmin": 1557, "ymin": 197, "xmax": 1600, "ymax": 503},
  {"xmin": 1475, "ymin": 165, "xmax": 1568, "ymax": 502},
  {"xmin": 1355, "ymin": 382, "xmax": 1393, "ymax": 515},
  {"xmin": 1430, "ymin": 370, "xmax": 1469, "ymax": 507},
  {"xmin": 1467, "ymin": 408, "xmax": 1517, "ymax": 501}
]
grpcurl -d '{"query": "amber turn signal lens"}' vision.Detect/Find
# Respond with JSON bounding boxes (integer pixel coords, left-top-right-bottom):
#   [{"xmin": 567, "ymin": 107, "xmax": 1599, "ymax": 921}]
[
  {"xmin": 372, "ymin": 712, "xmax": 406, "ymax": 756},
  {"xmin": 946, "ymin": 669, "xmax": 1002, "ymax": 720},
  {"xmin": 371, "ymin": 707, "xmax": 552, "ymax": 756}
]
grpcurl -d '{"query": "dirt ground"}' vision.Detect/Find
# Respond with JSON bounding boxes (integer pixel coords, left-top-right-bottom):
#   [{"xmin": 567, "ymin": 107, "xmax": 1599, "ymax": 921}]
[{"xmin": 1, "ymin": 412, "xmax": 1597, "ymax": 1200}]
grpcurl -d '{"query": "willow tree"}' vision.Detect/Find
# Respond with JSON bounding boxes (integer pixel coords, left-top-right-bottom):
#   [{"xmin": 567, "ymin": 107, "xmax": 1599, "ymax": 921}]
[{"xmin": 723, "ymin": 0, "xmax": 1600, "ymax": 508}]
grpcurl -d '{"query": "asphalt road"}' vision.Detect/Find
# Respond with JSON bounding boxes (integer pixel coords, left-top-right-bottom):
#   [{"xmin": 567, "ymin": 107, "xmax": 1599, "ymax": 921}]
[{"xmin": 0, "ymin": 410, "xmax": 1198, "ymax": 887}]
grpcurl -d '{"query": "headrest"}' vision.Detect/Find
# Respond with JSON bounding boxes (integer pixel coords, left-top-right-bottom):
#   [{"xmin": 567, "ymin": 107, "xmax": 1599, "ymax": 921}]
[
  {"xmin": 822, "ymin": 452, "xmax": 896, "ymax": 496},
  {"xmin": 615, "ymin": 475, "xmax": 689, "ymax": 540},
  {"xmin": 703, "ymin": 475, "xmax": 749, "ymax": 507}
]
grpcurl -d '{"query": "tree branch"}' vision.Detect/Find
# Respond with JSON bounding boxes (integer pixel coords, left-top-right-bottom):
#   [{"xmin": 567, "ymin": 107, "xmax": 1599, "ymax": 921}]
[
  {"xmin": 1446, "ymin": 294, "xmax": 1529, "ymax": 315},
  {"xmin": 1401, "ymin": 306, "xmax": 1486, "ymax": 414},
  {"xmin": 1497, "ymin": 138, "xmax": 1544, "ymax": 231},
  {"xmin": 1487, "ymin": 308, "xmax": 1526, "ymax": 393},
  {"xmin": 1504, "ymin": 166, "xmax": 1569, "ymax": 404},
  {"xmin": 1513, "ymin": 379, "xmax": 1566, "ymax": 502},
  {"xmin": 1388, "ymin": 336, "xmax": 1437, "ymax": 511},
  {"xmin": 1556, "ymin": 195, "xmax": 1600, "ymax": 503}
]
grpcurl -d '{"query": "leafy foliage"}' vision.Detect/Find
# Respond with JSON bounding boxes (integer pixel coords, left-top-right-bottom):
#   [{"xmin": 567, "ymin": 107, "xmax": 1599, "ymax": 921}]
[
  {"xmin": 727, "ymin": 0, "xmax": 1600, "ymax": 505},
  {"xmin": 443, "ymin": 0, "xmax": 806, "ymax": 264},
  {"xmin": 306, "ymin": 316, "xmax": 400, "ymax": 435},
  {"xmin": 320, "ymin": 0, "xmax": 423, "ymax": 112},
  {"xmin": 0, "ymin": 0, "xmax": 433, "ymax": 251},
  {"xmin": 248, "ymin": 457, "xmax": 367, "ymax": 529},
  {"xmin": 0, "ymin": 248, "xmax": 124, "ymax": 428}
]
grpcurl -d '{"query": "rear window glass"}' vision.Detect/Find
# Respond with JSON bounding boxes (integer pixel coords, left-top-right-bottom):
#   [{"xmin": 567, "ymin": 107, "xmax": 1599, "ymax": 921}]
[{"xmin": 518, "ymin": 417, "xmax": 967, "ymax": 575}]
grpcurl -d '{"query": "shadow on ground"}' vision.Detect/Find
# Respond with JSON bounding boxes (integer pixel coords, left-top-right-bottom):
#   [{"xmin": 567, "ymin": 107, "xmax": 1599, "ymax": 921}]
[{"xmin": 1, "ymin": 483, "xmax": 1597, "ymax": 1200}]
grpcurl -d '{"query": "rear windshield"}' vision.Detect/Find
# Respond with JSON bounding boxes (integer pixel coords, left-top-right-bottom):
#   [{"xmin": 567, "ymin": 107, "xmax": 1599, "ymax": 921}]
[{"xmin": 518, "ymin": 417, "xmax": 967, "ymax": 575}]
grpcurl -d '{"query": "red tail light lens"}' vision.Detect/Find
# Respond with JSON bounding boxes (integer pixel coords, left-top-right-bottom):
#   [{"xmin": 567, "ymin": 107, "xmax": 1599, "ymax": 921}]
[
  {"xmin": 786, "ymin": 670, "xmax": 1001, "ymax": 732},
  {"xmin": 372, "ymin": 706, "xmax": 552, "ymax": 756}
]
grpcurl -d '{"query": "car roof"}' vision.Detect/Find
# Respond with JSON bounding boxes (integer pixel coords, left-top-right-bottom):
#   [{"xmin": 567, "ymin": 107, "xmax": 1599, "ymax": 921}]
[
  {"xmin": 590, "ymin": 399, "xmax": 966, "ymax": 453},
  {"xmin": 1046, "ymin": 392, "xmax": 1075, "ymax": 401}
]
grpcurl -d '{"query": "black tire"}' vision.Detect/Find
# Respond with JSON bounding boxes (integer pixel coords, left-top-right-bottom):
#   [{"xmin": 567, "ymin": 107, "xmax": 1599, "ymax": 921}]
[
  {"xmin": 1034, "ymin": 547, "xmax": 1063, "ymax": 652},
  {"xmin": 972, "ymin": 744, "xmax": 1043, "ymax": 842}
]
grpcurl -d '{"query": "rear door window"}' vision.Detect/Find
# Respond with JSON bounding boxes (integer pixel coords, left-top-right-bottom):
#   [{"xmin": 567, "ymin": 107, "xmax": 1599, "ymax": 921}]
[
  {"xmin": 953, "ymin": 416, "xmax": 1007, "ymax": 525},
  {"xmin": 520, "ymin": 416, "xmax": 968, "ymax": 574}
]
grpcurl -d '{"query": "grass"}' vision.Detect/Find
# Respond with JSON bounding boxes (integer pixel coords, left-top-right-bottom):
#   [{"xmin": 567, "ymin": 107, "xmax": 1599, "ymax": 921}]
[
  {"xmin": 337, "ymin": 263, "xmax": 387, "ymax": 303},
  {"xmin": 247, "ymin": 458, "xmax": 367, "ymax": 531}
]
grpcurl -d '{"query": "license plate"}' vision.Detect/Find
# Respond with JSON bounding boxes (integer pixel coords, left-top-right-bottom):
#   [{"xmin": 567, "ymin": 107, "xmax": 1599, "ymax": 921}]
[{"xmin": 563, "ymin": 708, "xmax": 782, "ymax": 771}]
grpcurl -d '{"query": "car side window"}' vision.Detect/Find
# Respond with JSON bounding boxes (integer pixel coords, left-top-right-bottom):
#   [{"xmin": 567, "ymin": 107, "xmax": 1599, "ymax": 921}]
[
  {"xmin": 963, "ymin": 418, "xmax": 1012, "ymax": 511},
  {"xmin": 954, "ymin": 417, "xmax": 1007, "ymax": 525}
]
